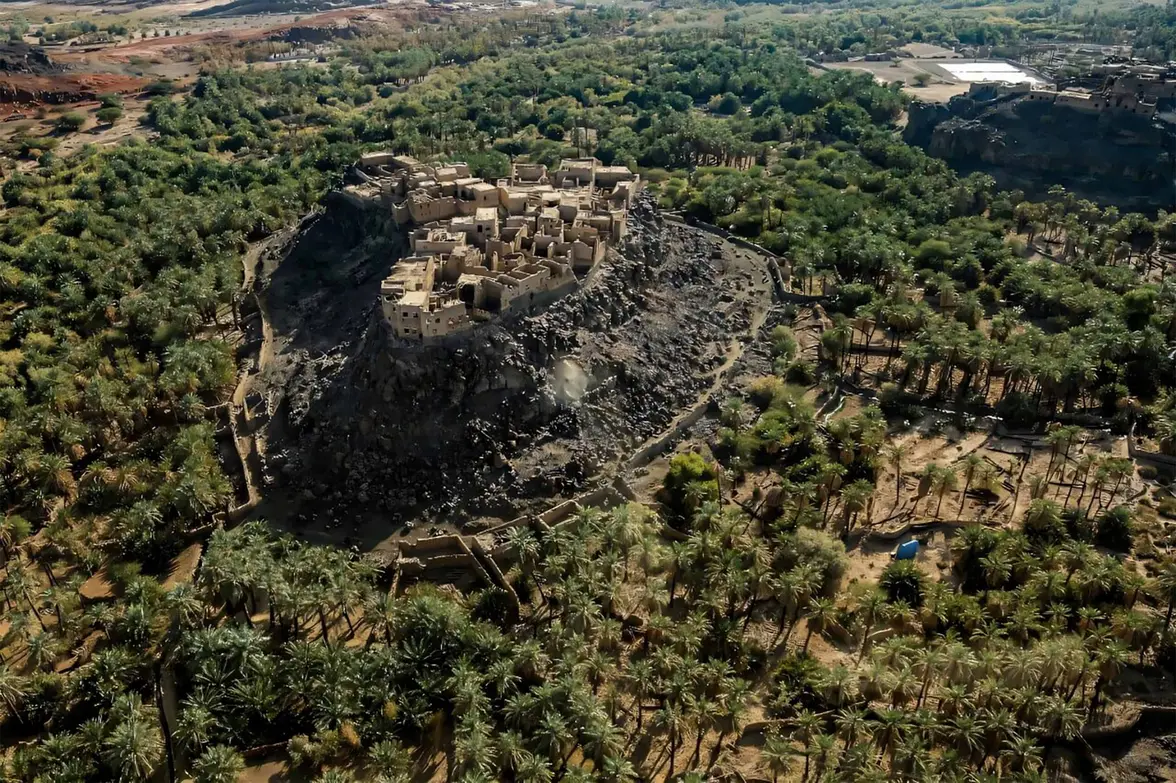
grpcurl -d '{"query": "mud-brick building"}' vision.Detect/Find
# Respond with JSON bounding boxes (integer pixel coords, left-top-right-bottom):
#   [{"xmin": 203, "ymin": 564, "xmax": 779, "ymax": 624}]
[{"xmin": 364, "ymin": 156, "xmax": 641, "ymax": 342}]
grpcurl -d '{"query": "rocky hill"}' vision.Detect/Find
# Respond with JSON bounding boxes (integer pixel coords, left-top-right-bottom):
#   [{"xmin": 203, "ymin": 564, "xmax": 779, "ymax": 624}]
[
  {"xmin": 905, "ymin": 94, "xmax": 1174, "ymax": 210},
  {"xmin": 244, "ymin": 193, "xmax": 776, "ymax": 544}
]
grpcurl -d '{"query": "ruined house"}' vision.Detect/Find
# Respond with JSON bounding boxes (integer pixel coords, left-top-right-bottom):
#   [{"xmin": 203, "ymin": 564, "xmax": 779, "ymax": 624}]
[
  {"xmin": 1015, "ymin": 71, "xmax": 1167, "ymax": 118},
  {"xmin": 353, "ymin": 157, "xmax": 641, "ymax": 341}
]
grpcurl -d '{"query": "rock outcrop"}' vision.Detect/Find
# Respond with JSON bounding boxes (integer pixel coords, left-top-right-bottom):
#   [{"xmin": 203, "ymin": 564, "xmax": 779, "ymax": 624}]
[
  {"xmin": 905, "ymin": 95, "xmax": 1174, "ymax": 209},
  {"xmin": 0, "ymin": 42, "xmax": 60, "ymax": 76}
]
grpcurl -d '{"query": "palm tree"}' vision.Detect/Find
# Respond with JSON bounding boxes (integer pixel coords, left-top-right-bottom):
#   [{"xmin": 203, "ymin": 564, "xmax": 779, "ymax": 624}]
[
  {"xmin": 1039, "ymin": 695, "xmax": 1084, "ymax": 740},
  {"xmin": 1103, "ymin": 457, "xmax": 1133, "ymax": 504},
  {"xmin": 1154, "ymin": 560, "xmax": 1176, "ymax": 644},
  {"xmin": 1044, "ymin": 425, "xmax": 1072, "ymax": 482},
  {"xmin": 773, "ymin": 565, "xmax": 820, "ymax": 645},
  {"xmin": 941, "ymin": 640, "xmax": 976, "ymax": 686},
  {"xmin": 192, "ymin": 745, "xmax": 245, "ymax": 783},
  {"xmin": 761, "ymin": 732, "xmax": 794, "ymax": 783},
  {"xmin": 912, "ymin": 644, "xmax": 946, "ymax": 708},
  {"xmin": 999, "ymin": 735, "xmax": 1043, "ymax": 776},
  {"xmin": 599, "ymin": 755, "xmax": 637, "ymax": 783},
  {"xmin": 885, "ymin": 443, "xmax": 910, "ymax": 506},
  {"xmin": 315, "ymin": 772, "xmax": 357, "ymax": 783},
  {"xmin": 931, "ymin": 465, "xmax": 959, "ymax": 519},
  {"xmin": 958, "ymin": 453, "xmax": 983, "ymax": 517},
  {"xmin": 0, "ymin": 664, "xmax": 25, "ymax": 719},
  {"xmin": 858, "ymin": 660, "xmax": 891, "ymax": 704},
  {"xmin": 165, "ymin": 584, "xmax": 205, "ymax": 631},
  {"xmin": 1086, "ymin": 462, "xmax": 1110, "ymax": 515},
  {"xmin": 890, "ymin": 666, "xmax": 920, "ymax": 707},
  {"xmin": 809, "ymin": 733, "xmax": 839, "ymax": 780},
  {"xmin": 506, "ymin": 526, "xmax": 544, "ymax": 603},
  {"xmin": 25, "ymin": 631, "xmax": 58, "ymax": 672},
  {"xmin": 1026, "ymin": 473, "xmax": 1049, "ymax": 501},
  {"xmin": 840, "ymin": 479, "xmax": 874, "ymax": 538},
  {"xmin": 175, "ymin": 695, "xmax": 220, "ymax": 753},
  {"xmin": 102, "ymin": 695, "xmax": 164, "ymax": 782},
  {"xmin": 1070, "ymin": 452, "xmax": 1097, "ymax": 508},
  {"xmin": 819, "ymin": 665, "xmax": 858, "ymax": 708},
  {"xmin": 1089, "ymin": 639, "xmax": 1129, "ymax": 713},
  {"xmin": 853, "ymin": 587, "xmax": 888, "ymax": 663},
  {"xmin": 0, "ymin": 515, "xmax": 30, "ymax": 560},
  {"xmin": 936, "ymin": 683, "xmax": 973, "ymax": 719},
  {"xmin": 496, "ymin": 731, "xmax": 531, "ymax": 777},
  {"xmin": 802, "ymin": 598, "xmax": 838, "ymax": 654},
  {"xmin": 834, "ymin": 707, "xmax": 870, "ymax": 749},
  {"xmin": 979, "ymin": 550, "xmax": 1012, "ymax": 594},
  {"xmin": 653, "ymin": 702, "xmax": 687, "ymax": 780},
  {"xmin": 893, "ymin": 733, "xmax": 932, "ymax": 779},
  {"xmin": 872, "ymin": 707, "xmax": 909, "ymax": 762},
  {"xmin": 605, "ymin": 503, "xmax": 655, "ymax": 581},
  {"xmin": 515, "ymin": 754, "xmax": 553, "ymax": 783}
]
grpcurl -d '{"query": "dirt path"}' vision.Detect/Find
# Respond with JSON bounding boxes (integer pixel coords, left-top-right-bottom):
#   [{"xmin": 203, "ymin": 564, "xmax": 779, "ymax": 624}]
[
  {"xmin": 623, "ymin": 236, "xmax": 773, "ymax": 471},
  {"xmin": 229, "ymin": 233, "xmax": 286, "ymax": 509}
]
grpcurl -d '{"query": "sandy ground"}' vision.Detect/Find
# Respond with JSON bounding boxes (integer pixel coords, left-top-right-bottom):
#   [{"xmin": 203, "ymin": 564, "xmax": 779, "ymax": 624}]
[
  {"xmin": 824, "ymin": 58, "xmax": 972, "ymax": 103},
  {"xmin": 0, "ymin": 96, "xmax": 153, "ymax": 173},
  {"xmin": 900, "ymin": 42, "xmax": 960, "ymax": 59},
  {"xmin": 241, "ymin": 759, "xmax": 303, "ymax": 783}
]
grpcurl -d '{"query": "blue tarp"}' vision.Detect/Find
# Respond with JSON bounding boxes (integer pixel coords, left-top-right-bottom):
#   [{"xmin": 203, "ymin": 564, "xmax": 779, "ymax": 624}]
[{"xmin": 895, "ymin": 540, "xmax": 919, "ymax": 560}]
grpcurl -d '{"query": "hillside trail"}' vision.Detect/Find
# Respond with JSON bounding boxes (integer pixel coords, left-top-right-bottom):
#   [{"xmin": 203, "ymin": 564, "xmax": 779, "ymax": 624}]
[
  {"xmin": 622, "ymin": 235, "xmax": 775, "ymax": 472},
  {"xmin": 230, "ymin": 231, "xmax": 287, "ymax": 509}
]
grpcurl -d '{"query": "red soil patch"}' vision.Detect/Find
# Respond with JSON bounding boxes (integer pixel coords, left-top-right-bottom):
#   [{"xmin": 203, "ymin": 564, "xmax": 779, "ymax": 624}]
[
  {"xmin": 0, "ymin": 72, "xmax": 147, "ymax": 111},
  {"xmin": 55, "ymin": 6, "xmax": 385, "ymax": 67}
]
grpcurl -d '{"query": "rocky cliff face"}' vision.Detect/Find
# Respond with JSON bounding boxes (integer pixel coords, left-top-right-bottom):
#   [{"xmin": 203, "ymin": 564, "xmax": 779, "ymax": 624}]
[{"xmin": 905, "ymin": 96, "xmax": 1174, "ymax": 209}]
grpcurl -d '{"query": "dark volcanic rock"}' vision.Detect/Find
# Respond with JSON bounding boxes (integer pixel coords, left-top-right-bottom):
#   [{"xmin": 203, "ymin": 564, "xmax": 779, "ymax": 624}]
[
  {"xmin": 0, "ymin": 42, "xmax": 59, "ymax": 76},
  {"xmin": 904, "ymin": 96, "xmax": 1174, "ymax": 209}
]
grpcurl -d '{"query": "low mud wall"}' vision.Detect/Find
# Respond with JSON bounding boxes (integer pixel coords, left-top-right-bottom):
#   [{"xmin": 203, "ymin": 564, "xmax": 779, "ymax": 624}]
[
  {"xmin": 1127, "ymin": 424, "xmax": 1176, "ymax": 469},
  {"xmin": 624, "ymin": 398, "xmax": 712, "ymax": 470},
  {"xmin": 394, "ymin": 478, "xmax": 637, "ymax": 586}
]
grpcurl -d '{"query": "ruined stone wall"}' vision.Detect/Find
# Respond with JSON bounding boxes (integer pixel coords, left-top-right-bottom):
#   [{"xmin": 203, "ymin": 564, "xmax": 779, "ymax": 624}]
[{"xmin": 408, "ymin": 197, "xmax": 457, "ymax": 224}]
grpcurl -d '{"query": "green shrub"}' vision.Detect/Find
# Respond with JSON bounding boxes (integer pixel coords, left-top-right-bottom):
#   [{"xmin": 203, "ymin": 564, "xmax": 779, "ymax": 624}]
[
  {"xmin": 995, "ymin": 392, "xmax": 1037, "ymax": 429},
  {"xmin": 1063, "ymin": 508, "xmax": 1095, "ymax": 542},
  {"xmin": 55, "ymin": 111, "xmax": 85, "ymax": 132},
  {"xmin": 471, "ymin": 587, "xmax": 519, "ymax": 628},
  {"xmin": 656, "ymin": 452, "xmax": 719, "ymax": 526},
  {"xmin": 777, "ymin": 527, "xmax": 848, "ymax": 598},
  {"xmin": 785, "ymin": 359, "xmax": 816, "ymax": 385},
  {"xmin": 1095, "ymin": 505, "xmax": 1134, "ymax": 552},
  {"xmin": 769, "ymin": 325, "xmax": 798, "ymax": 361},
  {"xmin": 880, "ymin": 559, "xmax": 926, "ymax": 606},
  {"xmin": 96, "ymin": 106, "xmax": 123, "ymax": 125},
  {"xmin": 748, "ymin": 375, "xmax": 787, "ymax": 410},
  {"xmin": 1021, "ymin": 498, "xmax": 1066, "ymax": 547}
]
